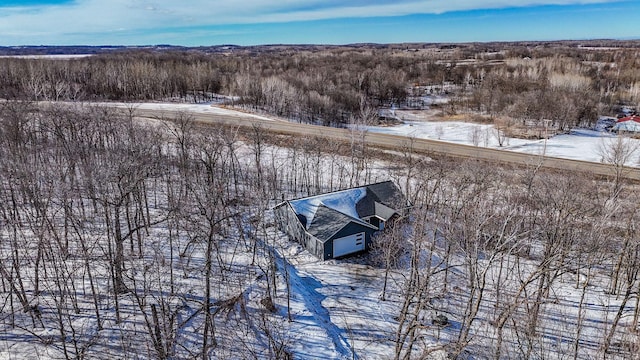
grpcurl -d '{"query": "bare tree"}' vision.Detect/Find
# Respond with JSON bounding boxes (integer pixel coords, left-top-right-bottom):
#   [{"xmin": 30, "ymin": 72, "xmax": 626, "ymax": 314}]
[{"xmin": 598, "ymin": 135, "xmax": 639, "ymax": 198}]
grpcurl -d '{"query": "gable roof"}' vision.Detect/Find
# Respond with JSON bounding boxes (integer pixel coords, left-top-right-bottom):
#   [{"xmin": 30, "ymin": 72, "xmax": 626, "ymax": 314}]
[
  {"xmin": 617, "ymin": 115, "xmax": 640, "ymax": 123},
  {"xmin": 356, "ymin": 181, "xmax": 406, "ymax": 219},
  {"xmin": 281, "ymin": 181, "xmax": 406, "ymax": 241},
  {"xmin": 306, "ymin": 204, "xmax": 375, "ymax": 242}
]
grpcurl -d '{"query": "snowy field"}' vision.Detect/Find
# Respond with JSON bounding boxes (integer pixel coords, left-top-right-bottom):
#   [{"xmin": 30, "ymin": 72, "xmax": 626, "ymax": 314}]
[
  {"xmin": 0, "ymin": 54, "xmax": 93, "ymax": 60},
  {"xmin": 110, "ymin": 101, "xmax": 640, "ymax": 166},
  {"xmin": 365, "ymin": 120, "xmax": 640, "ymax": 165},
  {"xmin": 100, "ymin": 102, "xmax": 278, "ymax": 122}
]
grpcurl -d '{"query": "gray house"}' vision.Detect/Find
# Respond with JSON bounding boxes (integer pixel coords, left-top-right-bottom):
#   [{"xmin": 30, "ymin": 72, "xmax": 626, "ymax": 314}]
[{"xmin": 274, "ymin": 181, "xmax": 408, "ymax": 260}]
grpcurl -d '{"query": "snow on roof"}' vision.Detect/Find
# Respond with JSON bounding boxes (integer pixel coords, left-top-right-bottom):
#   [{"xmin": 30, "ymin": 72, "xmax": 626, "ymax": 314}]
[{"xmin": 289, "ymin": 187, "xmax": 366, "ymax": 229}]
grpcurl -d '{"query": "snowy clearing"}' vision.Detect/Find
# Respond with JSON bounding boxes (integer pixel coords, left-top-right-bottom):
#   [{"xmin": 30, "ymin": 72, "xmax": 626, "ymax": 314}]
[
  {"xmin": 108, "ymin": 101, "xmax": 640, "ymax": 167},
  {"xmin": 102, "ymin": 102, "xmax": 278, "ymax": 122},
  {"xmin": 365, "ymin": 120, "xmax": 640, "ymax": 166}
]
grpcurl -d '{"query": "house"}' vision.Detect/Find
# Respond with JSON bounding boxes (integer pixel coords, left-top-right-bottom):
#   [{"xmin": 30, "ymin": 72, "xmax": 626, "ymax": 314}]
[
  {"xmin": 274, "ymin": 181, "xmax": 409, "ymax": 260},
  {"xmin": 612, "ymin": 115, "xmax": 640, "ymax": 133}
]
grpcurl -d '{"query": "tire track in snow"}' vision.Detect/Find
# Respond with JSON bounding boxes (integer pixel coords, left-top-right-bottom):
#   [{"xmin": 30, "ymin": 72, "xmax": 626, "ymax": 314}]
[{"xmin": 272, "ymin": 251, "xmax": 357, "ymax": 360}]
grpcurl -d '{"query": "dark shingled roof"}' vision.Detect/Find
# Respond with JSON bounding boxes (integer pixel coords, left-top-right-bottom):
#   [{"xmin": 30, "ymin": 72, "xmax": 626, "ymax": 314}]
[
  {"xmin": 355, "ymin": 181, "xmax": 405, "ymax": 219},
  {"xmin": 367, "ymin": 181, "xmax": 406, "ymax": 209},
  {"xmin": 307, "ymin": 204, "xmax": 375, "ymax": 242},
  {"xmin": 284, "ymin": 180, "xmax": 407, "ymax": 242}
]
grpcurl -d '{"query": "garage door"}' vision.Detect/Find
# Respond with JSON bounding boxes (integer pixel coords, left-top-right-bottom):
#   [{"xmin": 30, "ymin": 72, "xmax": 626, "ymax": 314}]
[{"xmin": 333, "ymin": 232, "xmax": 365, "ymax": 258}]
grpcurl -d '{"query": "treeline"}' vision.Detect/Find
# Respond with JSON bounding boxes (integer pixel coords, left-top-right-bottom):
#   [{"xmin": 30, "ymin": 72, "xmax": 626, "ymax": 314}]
[{"xmin": 1, "ymin": 43, "xmax": 639, "ymax": 127}]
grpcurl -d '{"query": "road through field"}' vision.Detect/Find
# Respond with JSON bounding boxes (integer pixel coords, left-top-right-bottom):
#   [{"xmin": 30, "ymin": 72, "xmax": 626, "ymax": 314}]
[{"xmin": 130, "ymin": 107, "xmax": 640, "ymax": 181}]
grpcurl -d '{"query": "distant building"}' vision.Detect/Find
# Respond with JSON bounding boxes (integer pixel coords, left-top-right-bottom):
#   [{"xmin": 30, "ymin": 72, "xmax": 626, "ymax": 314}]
[
  {"xmin": 274, "ymin": 181, "xmax": 409, "ymax": 260},
  {"xmin": 613, "ymin": 115, "xmax": 640, "ymax": 133}
]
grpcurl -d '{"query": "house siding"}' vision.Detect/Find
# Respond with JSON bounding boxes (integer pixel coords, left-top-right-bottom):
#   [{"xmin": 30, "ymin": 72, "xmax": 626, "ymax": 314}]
[
  {"xmin": 326, "ymin": 222, "xmax": 377, "ymax": 259},
  {"xmin": 274, "ymin": 204, "xmax": 324, "ymax": 258}
]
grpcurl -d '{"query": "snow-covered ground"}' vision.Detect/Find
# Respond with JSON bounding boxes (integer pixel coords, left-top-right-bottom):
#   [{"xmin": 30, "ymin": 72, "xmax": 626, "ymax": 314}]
[
  {"xmin": 2, "ymin": 102, "xmax": 638, "ymax": 359},
  {"xmin": 101, "ymin": 102, "xmax": 278, "ymax": 122},
  {"xmin": 106, "ymin": 101, "xmax": 640, "ymax": 166},
  {"xmin": 0, "ymin": 54, "xmax": 93, "ymax": 60},
  {"xmin": 365, "ymin": 120, "xmax": 640, "ymax": 165}
]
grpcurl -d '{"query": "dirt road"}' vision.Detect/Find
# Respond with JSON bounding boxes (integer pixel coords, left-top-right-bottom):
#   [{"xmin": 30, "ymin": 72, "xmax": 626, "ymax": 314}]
[{"xmin": 131, "ymin": 107, "xmax": 640, "ymax": 181}]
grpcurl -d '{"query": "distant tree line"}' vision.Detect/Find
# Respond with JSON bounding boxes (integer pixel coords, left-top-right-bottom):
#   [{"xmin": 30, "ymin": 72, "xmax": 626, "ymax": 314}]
[{"xmin": 0, "ymin": 42, "xmax": 639, "ymax": 128}]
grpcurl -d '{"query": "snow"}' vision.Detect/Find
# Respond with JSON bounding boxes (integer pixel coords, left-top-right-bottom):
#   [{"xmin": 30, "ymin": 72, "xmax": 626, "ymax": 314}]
[
  {"xmin": 0, "ymin": 54, "xmax": 93, "ymax": 59},
  {"xmin": 94, "ymin": 101, "xmax": 640, "ymax": 167},
  {"xmin": 613, "ymin": 120, "xmax": 640, "ymax": 133},
  {"xmin": 289, "ymin": 187, "xmax": 366, "ymax": 228},
  {"xmin": 97, "ymin": 101, "xmax": 277, "ymax": 122},
  {"xmin": 365, "ymin": 120, "xmax": 640, "ymax": 166},
  {"xmin": 4, "ymin": 101, "xmax": 636, "ymax": 359},
  {"xmin": 420, "ymin": 94, "xmax": 451, "ymax": 105}
]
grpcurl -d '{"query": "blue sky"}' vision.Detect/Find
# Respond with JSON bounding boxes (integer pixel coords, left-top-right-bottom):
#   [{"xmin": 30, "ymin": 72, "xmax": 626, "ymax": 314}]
[{"xmin": 0, "ymin": 0, "xmax": 638, "ymax": 46}]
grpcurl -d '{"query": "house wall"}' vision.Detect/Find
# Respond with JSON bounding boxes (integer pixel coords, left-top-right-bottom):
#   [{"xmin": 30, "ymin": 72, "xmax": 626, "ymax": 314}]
[
  {"xmin": 326, "ymin": 222, "xmax": 377, "ymax": 260},
  {"xmin": 274, "ymin": 204, "xmax": 324, "ymax": 259}
]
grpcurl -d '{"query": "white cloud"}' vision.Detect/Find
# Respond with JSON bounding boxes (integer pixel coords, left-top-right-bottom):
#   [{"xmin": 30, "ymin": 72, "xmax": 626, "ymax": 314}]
[{"xmin": 0, "ymin": 0, "xmax": 625, "ymax": 44}]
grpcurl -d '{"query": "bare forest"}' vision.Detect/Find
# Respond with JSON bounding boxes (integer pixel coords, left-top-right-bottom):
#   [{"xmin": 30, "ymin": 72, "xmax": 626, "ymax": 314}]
[
  {"xmin": 2, "ymin": 42, "xmax": 640, "ymax": 359},
  {"xmin": 1, "ymin": 41, "xmax": 640, "ymax": 130}
]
